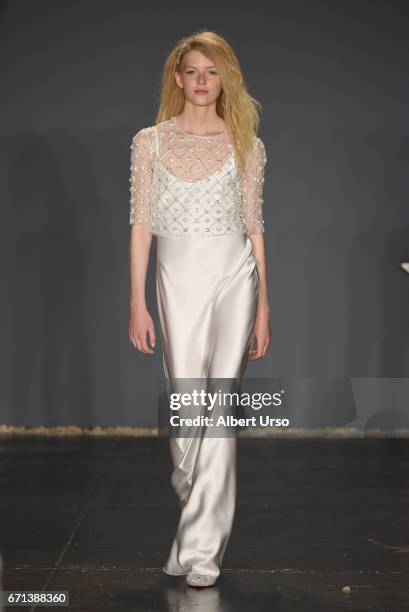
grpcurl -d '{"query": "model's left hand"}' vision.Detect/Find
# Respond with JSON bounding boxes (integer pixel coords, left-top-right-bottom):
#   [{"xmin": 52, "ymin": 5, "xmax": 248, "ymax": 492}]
[{"xmin": 249, "ymin": 309, "xmax": 272, "ymax": 360}]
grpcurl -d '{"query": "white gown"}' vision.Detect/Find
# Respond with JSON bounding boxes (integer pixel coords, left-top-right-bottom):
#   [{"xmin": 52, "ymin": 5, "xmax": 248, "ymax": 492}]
[{"xmin": 129, "ymin": 115, "xmax": 267, "ymax": 578}]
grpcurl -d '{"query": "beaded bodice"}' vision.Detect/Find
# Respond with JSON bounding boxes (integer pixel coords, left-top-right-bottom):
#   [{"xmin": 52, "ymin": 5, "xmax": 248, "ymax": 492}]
[{"xmin": 129, "ymin": 116, "xmax": 266, "ymax": 236}]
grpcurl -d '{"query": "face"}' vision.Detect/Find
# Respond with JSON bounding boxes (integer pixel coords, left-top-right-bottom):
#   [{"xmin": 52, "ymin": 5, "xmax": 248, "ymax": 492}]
[{"xmin": 175, "ymin": 49, "xmax": 222, "ymax": 107}]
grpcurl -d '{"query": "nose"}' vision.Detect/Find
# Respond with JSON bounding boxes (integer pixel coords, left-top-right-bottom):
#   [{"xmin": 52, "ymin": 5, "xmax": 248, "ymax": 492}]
[{"xmin": 197, "ymin": 72, "xmax": 207, "ymax": 85}]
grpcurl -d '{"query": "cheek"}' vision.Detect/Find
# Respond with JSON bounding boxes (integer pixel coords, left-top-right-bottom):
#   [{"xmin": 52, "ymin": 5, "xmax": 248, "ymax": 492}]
[
  {"xmin": 182, "ymin": 76, "xmax": 195, "ymax": 88},
  {"xmin": 203, "ymin": 78, "xmax": 221, "ymax": 91}
]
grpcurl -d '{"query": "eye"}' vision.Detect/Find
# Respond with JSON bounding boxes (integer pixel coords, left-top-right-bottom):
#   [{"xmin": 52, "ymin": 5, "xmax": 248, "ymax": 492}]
[{"xmin": 209, "ymin": 70, "xmax": 218, "ymax": 75}]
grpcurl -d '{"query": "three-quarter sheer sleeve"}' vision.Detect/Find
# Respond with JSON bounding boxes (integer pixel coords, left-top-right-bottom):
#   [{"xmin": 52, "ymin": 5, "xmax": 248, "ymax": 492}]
[
  {"xmin": 241, "ymin": 136, "xmax": 267, "ymax": 235},
  {"xmin": 129, "ymin": 127, "xmax": 155, "ymax": 228}
]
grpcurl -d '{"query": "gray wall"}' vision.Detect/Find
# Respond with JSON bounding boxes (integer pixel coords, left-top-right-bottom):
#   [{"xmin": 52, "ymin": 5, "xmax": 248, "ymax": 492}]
[{"xmin": 1, "ymin": 0, "xmax": 408, "ymax": 428}]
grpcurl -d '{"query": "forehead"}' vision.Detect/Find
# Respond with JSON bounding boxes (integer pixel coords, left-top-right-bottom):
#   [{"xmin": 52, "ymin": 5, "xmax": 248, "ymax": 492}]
[{"xmin": 182, "ymin": 49, "xmax": 216, "ymax": 67}]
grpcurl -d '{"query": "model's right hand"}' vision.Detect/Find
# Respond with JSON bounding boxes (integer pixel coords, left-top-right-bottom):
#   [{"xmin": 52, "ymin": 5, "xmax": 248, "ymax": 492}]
[{"xmin": 129, "ymin": 306, "xmax": 156, "ymax": 354}]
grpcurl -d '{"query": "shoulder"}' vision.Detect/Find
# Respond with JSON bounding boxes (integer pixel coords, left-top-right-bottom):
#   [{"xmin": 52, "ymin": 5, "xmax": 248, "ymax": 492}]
[
  {"xmin": 131, "ymin": 117, "xmax": 173, "ymax": 145},
  {"xmin": 253, "ymin": 134, "xmax": 266, "ymax": 151},
  {"xmin": 131, "ymin": 126, "xmax": 155, "ymax": 144},
  {"xmin": 252, "ymin": 135, "xmax": 267, "ymax": 163},
  {"xmin": 245, "ymin": 134, "xmax": 266, "ymax": 165},
  {"xmin": 130, "ymin": 126, "xmax": 157, "ymax": 157}
]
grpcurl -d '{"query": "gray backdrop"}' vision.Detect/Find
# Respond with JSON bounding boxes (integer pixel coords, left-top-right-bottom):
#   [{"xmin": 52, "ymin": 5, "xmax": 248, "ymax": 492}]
[{"xmin": 1, "ymin": 0, "xmax": 408, "ymax": 428}]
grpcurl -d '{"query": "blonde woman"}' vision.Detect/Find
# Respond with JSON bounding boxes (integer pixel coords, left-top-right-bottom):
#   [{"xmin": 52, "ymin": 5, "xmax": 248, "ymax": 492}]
[{"xmin": 129, "ymin": 30, "xmax": 271, "ymax": 587}]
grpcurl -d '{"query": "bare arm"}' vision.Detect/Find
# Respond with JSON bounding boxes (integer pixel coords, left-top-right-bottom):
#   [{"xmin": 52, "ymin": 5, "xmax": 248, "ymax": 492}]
[
  {"xmin": 242, "ymin": 136, "xmax": 272, "ymax": 360},
  {"xmin": 129, "ymin": 224, "xmax": 155, "ymax": 354},
  {"xmin": 127, "ymin": 128, "xmax": 156, "ymax": 355},
  {"xmin": 248, "ymin": 233, "xmax": 271, "ymax": 359}
]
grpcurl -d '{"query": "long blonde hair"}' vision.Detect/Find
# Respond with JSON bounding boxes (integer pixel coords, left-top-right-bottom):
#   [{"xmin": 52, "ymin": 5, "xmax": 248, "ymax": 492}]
[{"xmin": 155, "ymin": 30, "xmax": 263, "ymax": 170}]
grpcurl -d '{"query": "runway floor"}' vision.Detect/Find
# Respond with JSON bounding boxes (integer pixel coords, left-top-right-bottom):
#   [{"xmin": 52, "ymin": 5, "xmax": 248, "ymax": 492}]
[{"xmin": 1, "ymin": 435, "xmax": 408, "ymax": 611}]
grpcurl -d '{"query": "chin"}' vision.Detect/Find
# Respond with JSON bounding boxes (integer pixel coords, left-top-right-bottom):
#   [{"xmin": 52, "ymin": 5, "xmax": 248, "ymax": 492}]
[{"xmin": 189, "ymin": 97, "xmax": 216, "ymax": 106}]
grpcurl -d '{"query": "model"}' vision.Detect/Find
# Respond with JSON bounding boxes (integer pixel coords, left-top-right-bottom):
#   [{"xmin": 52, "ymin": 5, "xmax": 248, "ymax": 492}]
[{"xmin": 128, "ymin": 30, "xmax": 271, "ymax": 588}]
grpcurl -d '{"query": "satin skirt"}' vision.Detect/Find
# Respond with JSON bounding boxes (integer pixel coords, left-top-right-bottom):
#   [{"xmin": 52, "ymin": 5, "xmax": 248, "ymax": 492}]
[{"xmin": 156, "ymin": 232, "xmax": 259, "ymax": 577}]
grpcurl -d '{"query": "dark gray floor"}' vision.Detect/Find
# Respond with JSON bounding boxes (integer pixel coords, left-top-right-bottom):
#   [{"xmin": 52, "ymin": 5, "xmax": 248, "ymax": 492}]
[{"xmin": 1, "ymin": 436, "xmax": 409, "ymax": 611}]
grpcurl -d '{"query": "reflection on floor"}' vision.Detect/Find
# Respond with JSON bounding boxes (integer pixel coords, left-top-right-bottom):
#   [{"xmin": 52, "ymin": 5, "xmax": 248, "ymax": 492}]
[{"xmin": 1, "ymin": 436, "xmax": 408, "ymax": 611}]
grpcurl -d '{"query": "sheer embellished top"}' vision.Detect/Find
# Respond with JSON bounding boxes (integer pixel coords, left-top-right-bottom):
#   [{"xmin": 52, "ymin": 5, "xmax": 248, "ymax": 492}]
[{"xmin": 129, "ymin": 115, "xmax": 267, "ymax": 236}]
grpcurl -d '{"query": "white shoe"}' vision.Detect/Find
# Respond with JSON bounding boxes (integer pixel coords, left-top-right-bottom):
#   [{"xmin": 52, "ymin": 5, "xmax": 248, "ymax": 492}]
[{"xmin": 186, "ymin": 573, "xmax": 217, "ymax": 587}]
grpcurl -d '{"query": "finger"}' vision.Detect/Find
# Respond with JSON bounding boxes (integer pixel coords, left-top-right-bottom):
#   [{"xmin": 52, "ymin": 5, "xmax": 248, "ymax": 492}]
[
  {"xmin": 249, "ymin": 345, "xmax": 258, "ymax": 359},
  {"xmin": 144, "ymin": 329, "xmax": 155, "ymax": 353},
  {"xmin": 138, "ymin": 334, "xmax": 149, "ymax": 353},
  {"xmin": 129, "ymin": 330, "xmax": 137, "ymax": 349},
  {"xmin": 252, "ymin": 339, "xmax": 264, "ymax": 359},
  {"xmin": 148, "ymin": 326, "xmax": 156, "ymax": 350},
  {"xmin": 139, "ymin": 332, "xmax": 154, "ymax": 354},
  {"xmin": 261, "ymin": 339, "xmax": 270, "ymax": 357}
]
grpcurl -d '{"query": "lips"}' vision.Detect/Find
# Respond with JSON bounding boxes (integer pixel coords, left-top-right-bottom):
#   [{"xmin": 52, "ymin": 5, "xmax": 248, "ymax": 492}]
[{"xmin": 194, "ymin": 90, "xmax": 208, "ymax": 94}]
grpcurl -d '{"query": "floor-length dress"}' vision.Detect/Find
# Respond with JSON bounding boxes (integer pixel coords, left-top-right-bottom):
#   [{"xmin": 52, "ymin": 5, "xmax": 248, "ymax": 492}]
[{"xmin": 129, "ymin": 115, "xmax": 267, "ymax": 578}]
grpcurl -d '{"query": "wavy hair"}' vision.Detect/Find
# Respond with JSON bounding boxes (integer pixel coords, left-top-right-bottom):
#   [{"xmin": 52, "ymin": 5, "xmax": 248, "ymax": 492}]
[{"xmin": 155, "ymin": 30, "xmax": 263, "ymax": 170}]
